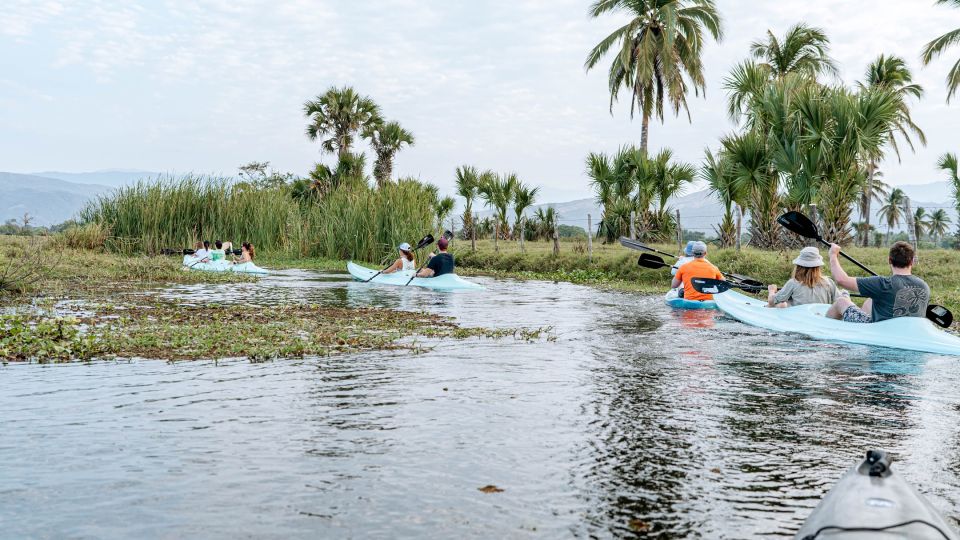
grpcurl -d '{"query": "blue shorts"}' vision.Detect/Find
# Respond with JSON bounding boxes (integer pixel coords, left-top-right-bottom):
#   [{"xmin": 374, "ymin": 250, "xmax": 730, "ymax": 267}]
[{"xmin": 842, "ymin": 306, "xmax": 872, "ymax": 324}]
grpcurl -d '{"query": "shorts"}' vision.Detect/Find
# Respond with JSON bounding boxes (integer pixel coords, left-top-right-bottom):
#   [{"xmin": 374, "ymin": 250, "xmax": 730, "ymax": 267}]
[{"xmin": 842, "ymin": 306, "xmax": 872, "ymax": 324}]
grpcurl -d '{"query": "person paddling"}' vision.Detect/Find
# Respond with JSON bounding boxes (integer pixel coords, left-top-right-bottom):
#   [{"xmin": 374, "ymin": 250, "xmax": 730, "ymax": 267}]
[
  {"xmin": 671, "ymin": 241, "xmax": 723, "ymax": 302},
  {"xmin": 671, "ymin": 241, "xmax": 696, "ymax": 276},
  {"xmin": 825, "ymin": 241, "xmax": 930, "ymax": 323},
  {"xmin": 767, "ymin": 247, "xmax": 840, "ymax": 308},
  {"xmin": 210, "ymin": 240, "xmax": 227, "ymax": 261},
  {"xmin": 235, "ymin": 242, "xmax": 255, "ymax": 263},
  {"xmin": 382, "ymin": 242, "xmax": 416, "ymax": 274},
  {"xmin": 417, "ymin": 237, "xmax": 454, "ymax": 278},
  {"xmin": 194, "ymin": 240, "xmax": 212, "ymax": 262}
]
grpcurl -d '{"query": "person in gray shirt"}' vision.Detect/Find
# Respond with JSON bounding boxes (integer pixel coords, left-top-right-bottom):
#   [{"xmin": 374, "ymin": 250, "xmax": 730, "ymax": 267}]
[{"xmin": 825, "ymin": 241, "xmax": 930, "ymax": 323}]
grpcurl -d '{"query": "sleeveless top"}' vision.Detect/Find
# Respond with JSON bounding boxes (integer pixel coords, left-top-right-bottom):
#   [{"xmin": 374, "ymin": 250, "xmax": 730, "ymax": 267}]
[{"xmin": 401, "ymin": 257, "xmax": 415, "ymax": 270}]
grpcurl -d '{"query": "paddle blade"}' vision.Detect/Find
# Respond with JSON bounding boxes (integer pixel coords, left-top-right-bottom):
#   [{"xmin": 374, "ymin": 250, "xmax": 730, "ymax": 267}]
[
  {"xmin": 637, "ymin": 253, "xmax": 668, "ymax": 269},
  {"xmin": 232, "ymin": 249, "xmax": 243, "ymax": 256},
  {"xmin": 442, "ymin": 230, "xmax": 454, "ymax": 241},
  {"xmin": 777, "ymin": 211, "xmax": 820, "ymax": 240},
  {"xmin": 927, "ymin": 304, "xmax": 954, "ymax": 329},
  {"xmin": 690, "ymin": 278, "xmax": 731, "ymax": 295},
  {"xmin": 415, "ymin": 234, "xmax": 435, "ymax": 250},
  {"xmin": 183, "ymin": 249, "xmax": 196, "ymax": 255},
  {"xmin": 619, "ymin": 236, "xmax": 643, "ymax": 251}
]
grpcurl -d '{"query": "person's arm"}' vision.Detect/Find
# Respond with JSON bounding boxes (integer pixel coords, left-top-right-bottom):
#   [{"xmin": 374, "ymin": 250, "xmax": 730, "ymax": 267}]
[
  {"xmin": 829, "ymin": 243, "xmax": 858, "ymax": 292},
  {"xmin": 418, "ymin": 257, "xmax": 439, "ymax": 277},
  {"xmin": 767, "ymin": 284, "xmax": 779, "ymax": 307},
  {"xmin": 771, "ymin": 280, "xmax": 795, "ymax": 305},
  {"xmin": 670, "ymin": 265, "xmax": 683, "ymax": 289},
  {"xmin": 382, "ymin": 259, "xmax": 401, "ymax": 274}
]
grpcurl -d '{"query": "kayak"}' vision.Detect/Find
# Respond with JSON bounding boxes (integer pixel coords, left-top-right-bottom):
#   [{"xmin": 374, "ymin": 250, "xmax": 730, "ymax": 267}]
[
  {"xmin": 714, "ymin": 290, "xmax": 960, "ymax": 356},
  {"xmin": 182, "ymin": 255, "xmax": 269, "ymax": 275},
  {"xmin": 347, "ymin": 261, "xmax": 483, "ymax": 291},
  {"xmin": 664, "ymin": 288, "xmax": 718, "ymax": 310},
  {"xmin": 796, "ymin": 450, "xmax": 959, "ymax": 539}
]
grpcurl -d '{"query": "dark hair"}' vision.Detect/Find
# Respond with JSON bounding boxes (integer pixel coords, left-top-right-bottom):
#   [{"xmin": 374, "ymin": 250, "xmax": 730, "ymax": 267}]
[
  {"xmin": 203, "ymin": 240, "xmax": 210, "ymax": 249},
  {"xmin": 401, "ymin": 249, "xmax": 414, "ymax": 262},
  {"xmin": 215, "ymin": 240, "xmax": 223, "ymax": 249},
  {"xmin": 889, "ymin": 241, "xmax": 915, "ymax": 269},
  {"xmin": 242, "ymin": 242, "xmax": 255, "ymax": 260}
]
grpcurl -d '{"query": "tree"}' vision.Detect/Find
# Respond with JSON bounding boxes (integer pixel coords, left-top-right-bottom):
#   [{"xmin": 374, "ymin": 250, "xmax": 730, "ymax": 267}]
[
  {"xmin": 878, "ymin": 188, "xmax": 906, "ymax": 245},
  {"xmin": 749, "ymin": 23, "xmax": 838, "ymax": 80},
  {"xmin": 303, "ymin": 86, "xmax": 382, "ymax": 158},
  {"xmin": 478, "ymin": 173, "xmax": 517, "ymax": 244},
  {"xmin": 363, "ymin": 121, "xmax": 415, "ymax": 187},
  {"xmin": 511, "ymin": 181, "xmax": 540, "ymax": 239},
  {"xmin": 921, "ymin": 0, "xmax": 960, "ymax": 102},
  {"xmin": 701, "ymin": 149, "xmax": 743, "ymax": 247},
  {"xmin": 913, "ymin": 207, "xmax": 931, "ymax": 242},
  {"xmin": 929, "ymin": 208, "xmax": 952, "ymax": 245},
  {"xmin": 857, "ymin": 169, "xmax": 890, "ymax": 246},
  {"xmin": 532, "ymin": 207, "xmax": 559, "ymax": 241},
  {"xmin": 938, "ymin": 152, "xmax": 960, "ymax": 242},
  {"xmin": 585, "ymin": 0, "xmax": 723, "ymax": 152},
  {"xmin": 308, "ymin": 153, "xmax": 368, "ymax": 198},
  {"xmin": 435, "ymin": 196, "xmax": 456, "ymax": 234},
  {"xmin": 455, "ymin": 166, "xmax": 480, "ymax": 244}
]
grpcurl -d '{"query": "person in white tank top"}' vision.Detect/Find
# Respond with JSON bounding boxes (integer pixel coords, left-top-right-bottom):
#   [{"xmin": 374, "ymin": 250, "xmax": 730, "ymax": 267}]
[{"xmin": 382, "ymin": 242, "xmax": 416, "ymax": 274}]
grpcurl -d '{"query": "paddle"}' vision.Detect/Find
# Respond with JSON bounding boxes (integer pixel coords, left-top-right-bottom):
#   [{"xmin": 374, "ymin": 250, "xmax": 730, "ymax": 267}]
[
  {"xmin": 405, "ymin": 231, "xmax": 455, "ymax": 286},
  {"xmin": 619, "ymin": 237, "xmax": 678, "ymax": 259},
  {"xmin": 690, "ymin": 277, "xmax": 763, "ymax": 295},
  {"xmin": 636, "ymin": 254, "xmax": 765, "ymax": 288},
  {"xmin": 778, "ymin": 211, "xmax": 954, "ymax": 328},
  {"xmin": 365, "ymin": 234, "xmax": 434, "ymax": 283}
]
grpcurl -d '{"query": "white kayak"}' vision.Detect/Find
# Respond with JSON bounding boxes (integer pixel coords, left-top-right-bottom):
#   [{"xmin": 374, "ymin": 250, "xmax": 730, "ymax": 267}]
[
  {"xmin": 714, "ymin": 290, "xmax": 960, "ymax": 356},
  {"xmin": 182, "ymin": 255, "xmax": 269, "ymax": 275},
  {"xmin": 796, "ymin": 450, "xmax": 959, "ymax": 539},
  {"xmin": 347, "ymin": 261, "xmax": 483, "ymax": 291}
]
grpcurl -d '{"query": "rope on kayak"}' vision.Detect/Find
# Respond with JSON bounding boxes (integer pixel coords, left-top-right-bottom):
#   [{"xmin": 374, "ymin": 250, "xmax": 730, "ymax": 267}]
[{"xmin": 801, "ymin": 519, "xmax": 953, "ymax": 540}]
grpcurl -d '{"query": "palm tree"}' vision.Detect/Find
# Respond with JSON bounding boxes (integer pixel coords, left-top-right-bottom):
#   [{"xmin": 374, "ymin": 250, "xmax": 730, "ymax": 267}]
[
  {"xmin": 308, "ymin": 153, "xmax": 368, "ymax": 198},
  {"xmin": 533, "ymin": 207, "xmax": 559, "ymax": 241},
  {"xmin": 455, "ymin": 166, "xmax": 480, "ymax": 247},
  {"xmin": 363, "ymin": 121, "xmax": 414, "ymax": 187},
  {"xmin": 921, "ymin": 0, "xmax": 960, "ymax": 102},
  {"xmin": 878, "ymin": 188, "xmax": 906, "ymax": 245},
  {"xmin": 913, "ymin": 207, "xmax": 931, "ymax": 242},
  {"xmin": 929, "ymin": 208, "xmax": 952, "ymax": 246},
  {"xmin": 478, "ymin": 173, "xmax": 518, "ymax": 249},
  {"xmin": 586, "ymin": 151, "xmax": 622, "ymax": 241},
  {"xmin": 857, "ymin": 168, "xmax": 890, "ymax": 246},
  {"xmin": 938, "ymin": 152, "xmax": 960, "ymax": 243},
  {"xmin": 585, "ymin": 0, "xmax": 723, "ymax": 152},
  {"xmin": 749, "ymin": 23, "xmax": 838, "ymax": 80},
  {"xmin": 511, "ymin": 181, "xmax": 540, "ymax": 239},
  {"xmin": 721, "ymin": 130, "xmax": 780, "ymax": 248},
  {"xmin": 303, "ymin": 86, "xmax": 382, "ymax": 158},
  {"xmin": 435, "ymin": 196, "xmax": 456, "ymax": 235},
  {"xmin": 701, "ymin": 149, "xmax": 743, "ymax": 247}
]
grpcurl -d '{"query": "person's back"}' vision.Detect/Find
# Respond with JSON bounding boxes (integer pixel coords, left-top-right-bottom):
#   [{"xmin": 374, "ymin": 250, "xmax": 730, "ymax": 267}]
[
  {"xmin": 211, "ymin": 240, "xmax": 226, "ymax": 261},
  {"xmin": 858, "ymin": 274, "xmax": 929, "ymax": 321},
  {"xmin": 769, "ymin": 248, "xmax": 838, "ymax": 307},
  {"xmin": 672, "ymin": 241, "xmax": 722, "ymax": 302},
  {"xmin": 426, "ymin": 252, "xmax": 454, "ymax": 277},
  {"xmin": 671, "ymin": 241, "xmax": 696, "ymax": 276}
]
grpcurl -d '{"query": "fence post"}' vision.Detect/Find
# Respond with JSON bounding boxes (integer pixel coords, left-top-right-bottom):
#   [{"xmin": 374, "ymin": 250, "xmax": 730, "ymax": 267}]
[
  {"xmin": 553, "ymin": 224, "xmax": 560, "ymax": 256},
  {"xmin": 675, "ymin": 209, "xmax": 683, "ymax": 254},
  {"xmin": 520, "ymin": 217, "xmax": 526, "ymax": 254},
  {"xmin": 630, "ymin": 211, "xmax": 636, "ymax": 240},
  {"xmin": 471, "ymin": 215, "xmax": 476, "ymax": 252},
  {"xmin": 494, "ymin": 222, "xmax": 499, "ymax": 253},
  {"xmin": 903, "ymin": 196, "xmax": 918, "ymax": 257},
  {"xmin": 587, "ymin": 213, "xmax": 593, "ymax": 263},
  {"xmin": 451, "ymin": 217, "xmax": 456, "ymax": 240},
  {"xmin": 736, "ymin": 205, "xmax": 742, "ymax": 252}
]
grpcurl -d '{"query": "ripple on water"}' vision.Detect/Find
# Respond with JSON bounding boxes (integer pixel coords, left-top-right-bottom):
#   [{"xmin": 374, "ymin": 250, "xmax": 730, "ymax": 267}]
[{"xmin": 1, "ymin": 270, "xmax": 958, "ymax": 538}]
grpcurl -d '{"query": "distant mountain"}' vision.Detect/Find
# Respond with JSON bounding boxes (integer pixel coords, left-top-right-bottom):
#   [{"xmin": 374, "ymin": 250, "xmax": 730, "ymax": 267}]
[
  {"xmin": 899, "ymin": 181, "xmax": 952, "ymax": 204},
  {"xmin": 0, "ymin": 172, "xmax": 112, "ymax": 226},
  {"xmin": 31, "ymin": 169, "xmax": 161, "ymax": 189}
]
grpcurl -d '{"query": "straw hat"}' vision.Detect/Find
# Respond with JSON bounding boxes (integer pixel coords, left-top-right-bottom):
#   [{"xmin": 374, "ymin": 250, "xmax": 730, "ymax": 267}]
[{"xmin": 793, "ymin": 246, "xmax": 824, "ymax": 267}]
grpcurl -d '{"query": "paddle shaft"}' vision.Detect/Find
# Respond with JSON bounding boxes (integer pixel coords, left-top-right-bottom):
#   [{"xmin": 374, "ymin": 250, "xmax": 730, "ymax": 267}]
[{"xmin": 813, "ymin": 238, "xmax": 877, "ymax": 277}]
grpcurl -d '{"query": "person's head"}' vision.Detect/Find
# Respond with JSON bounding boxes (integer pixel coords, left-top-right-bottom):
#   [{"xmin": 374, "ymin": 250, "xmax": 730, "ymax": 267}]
[
  {"xmin": 684, "ymin": 241, "xmax": 695, "ymax": 257},
  {"xmin": 203, "ymin": 240, "xmax": 210, "ymax": 249},
  {"xmin": 691, "ymin": 241, "xmax": 707, "ymax": 259},
  {"xmin": 242, "ymin": 242, "xmax": 255, "ymax": 259},
  {"xmin": 398, "ymin": 242, "xmax": 414, "ymax": 261},
  {"xmin": 792, "ymin": 246, "xmax": 825, "ymax": 288},
  {"xmin": 215, "ymin": 240, "xmax": 223, "ymax": 249},
  {"xmin": 437, "ymin": 237, "xmax": 449, "ymax": 251},
  {"xmin": 194, "ymin": 241, "xmax": 203, "ymax": 250},
  {"xmin": 889, "ymin": 241, "xmax": 916, "ymax": 269}
]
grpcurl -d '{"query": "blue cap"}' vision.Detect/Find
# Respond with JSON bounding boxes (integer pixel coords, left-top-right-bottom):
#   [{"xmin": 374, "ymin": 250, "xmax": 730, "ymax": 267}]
[
  {"xmin": 398, "ymin": 242, "xmax": 411, "ymax": 251},
  {"xmin": 684, "ymin": 241, "xmax": 695, "ymax": 257}
]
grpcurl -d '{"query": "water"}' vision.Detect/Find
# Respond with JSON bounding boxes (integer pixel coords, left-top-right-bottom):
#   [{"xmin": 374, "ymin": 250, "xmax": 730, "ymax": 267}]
[{"xmin": 2, "ymin": 270, "xmax": 959, "ymax": 538}]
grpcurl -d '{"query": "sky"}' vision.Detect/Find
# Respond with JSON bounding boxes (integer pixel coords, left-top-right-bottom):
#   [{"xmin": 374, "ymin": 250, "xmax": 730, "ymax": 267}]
[{"xmin": 1, "ymin": 0, "xmax": 959, "ymax": 203}]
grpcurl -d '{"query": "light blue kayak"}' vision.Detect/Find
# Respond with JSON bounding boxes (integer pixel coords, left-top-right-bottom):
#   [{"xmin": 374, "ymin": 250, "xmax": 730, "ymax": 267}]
[
  {"xmin": 182, "ymin": 255, "xmax": 270, "ymax": 275},
  {"xmin": 714, "ymin": 290, "xmax": 960, "ymax": 356},
  {"xmin": 347, "ymin": 262, "xmax": 483, "ymax": 291},
  {"xmin": 664, "ymin": 288, "xmax": 718, "ymax": 310}
]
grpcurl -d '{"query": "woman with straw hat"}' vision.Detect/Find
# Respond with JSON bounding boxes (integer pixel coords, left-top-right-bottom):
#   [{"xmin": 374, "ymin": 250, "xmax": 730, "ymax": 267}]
[{"xmin": 767, "ymin": 247, "xmax": 840, "ymax": 308}]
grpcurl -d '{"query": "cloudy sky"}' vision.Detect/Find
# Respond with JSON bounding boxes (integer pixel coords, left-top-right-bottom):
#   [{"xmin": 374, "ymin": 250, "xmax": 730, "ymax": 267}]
[{"xmin": 2, "ymin": 0, "xmax": 958, "ymax": 202}]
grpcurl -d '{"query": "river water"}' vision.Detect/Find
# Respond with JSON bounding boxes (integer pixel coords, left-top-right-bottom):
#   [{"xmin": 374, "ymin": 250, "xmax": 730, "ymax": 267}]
[{"xmin": 2, "ymin": 270, "xmax": 958, "ymax": 539}]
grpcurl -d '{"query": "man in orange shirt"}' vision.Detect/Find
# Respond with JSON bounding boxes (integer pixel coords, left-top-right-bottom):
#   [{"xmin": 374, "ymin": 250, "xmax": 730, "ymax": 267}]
[{"xmin": 671, "ymin": 241, "xmax": 723, "ymax": 301}]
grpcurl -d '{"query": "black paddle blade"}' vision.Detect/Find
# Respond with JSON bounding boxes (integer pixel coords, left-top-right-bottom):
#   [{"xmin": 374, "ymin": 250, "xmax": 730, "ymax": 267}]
[
  {"xmin": 690, "ymin": 277, "xmax": 731, "ymax": 295},
  {"xmin": 443, "ymin": 230, "xmax": 454, "ymax": 241},
  {"xmin": 232, "ymin": 249, "xmax": 243, "ymax": 256},
  {"xmin": 637, "ymin": 253, "xmax": 668, "ymax": 269},
  {"xmin": 926, "ymin": 304, "xmax": 954, "ymax": 329},
  {"xmin": 183, "ymin": 249, "xmax": 196, "ymax": 255},
  {"xmin": 415, "ymin": 234, "xmax": 435, "ymax": 250},
  {"xmin": 777, "ymin": 211, "xmax": 820, "ymax": 240},
  {"xmin": 619, "ymin": 236, "xmax": 643, "ymax": 251}
]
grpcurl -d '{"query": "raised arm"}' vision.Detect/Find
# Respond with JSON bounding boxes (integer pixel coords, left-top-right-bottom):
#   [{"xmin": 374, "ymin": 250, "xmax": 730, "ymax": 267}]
[{"xmin": 829, "ymin": 243, "xmax": 859, "ymax": 292}]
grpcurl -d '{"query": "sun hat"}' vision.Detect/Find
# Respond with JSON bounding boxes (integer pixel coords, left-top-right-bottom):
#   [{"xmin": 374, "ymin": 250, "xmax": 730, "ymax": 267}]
[
  {"xmin": 684, "ymin": 240, "xmax": 695, "ymax": 257},
  {"xmin": 398, "ymin": 242, "xmax": 412, "ymax": 252},
  {"xmin": 691, "ymin": 241, "xmax": 707, "ymax": 256},
  {"xmin": 437, "ymin": 237, "xmax": 449, "ymax": 250},
  {"xmin": 793, "ymin": 246, "xmax": 824, "ymax": 268}
]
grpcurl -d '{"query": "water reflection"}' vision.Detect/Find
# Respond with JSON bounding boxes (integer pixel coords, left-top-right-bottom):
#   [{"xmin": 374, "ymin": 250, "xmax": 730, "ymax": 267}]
[{"xmin": 2, "ymin": 270, "xmax": 958, "ymax": 538}]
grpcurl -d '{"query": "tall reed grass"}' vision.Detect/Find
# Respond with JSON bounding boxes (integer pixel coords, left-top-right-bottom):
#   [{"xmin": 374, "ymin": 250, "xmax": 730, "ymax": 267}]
[{"xmin": 81, "ymin": 175, "xmax": 436, "ymax": 262}]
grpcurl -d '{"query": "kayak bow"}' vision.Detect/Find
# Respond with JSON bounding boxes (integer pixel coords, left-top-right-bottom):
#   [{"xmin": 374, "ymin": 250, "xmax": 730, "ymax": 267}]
[{"xmin": 347, "ymin": 262, "xmax": 483, "ymax": 291}]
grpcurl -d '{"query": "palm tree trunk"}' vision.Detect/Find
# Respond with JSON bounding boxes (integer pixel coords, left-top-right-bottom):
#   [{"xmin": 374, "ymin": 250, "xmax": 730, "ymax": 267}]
[
  {"xmin": 861, "ymin": 161, "xmax": 875, "ymax": 247},
  {"xmin": 640, "ymin": 112, "xmax": 650, "ymax": 154}
]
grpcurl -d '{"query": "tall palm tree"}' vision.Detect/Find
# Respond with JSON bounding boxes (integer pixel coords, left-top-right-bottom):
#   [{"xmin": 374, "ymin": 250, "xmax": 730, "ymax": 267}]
[
  {"xmin": 435, "ymin": 196, "xmax": 456, "ymax": 234},
  {"xmin": 511, "ymin": 182, "xmax": 540, "ymax": 239},
  {"xmin": 308, "ymin": 153, "xmax": 367, "ymax": 198},
  {"xmin": 701, "ymin": 149, "xmax": 743, "ymax": 247},
  {"xmin": 722, "ymin": 130, "xmax": 780, "ymax": 248},
  {"xmin": 913, "ymin": 207, "xmax": 931, "ymax": 242},
  {"xmin": 938, "ymin": 152, "xmax": 960, "ymax": 243},
  {"xmin": 857, "ymin": 168, "xmax": 890, "ymax": 246},
  {"xmin": 303, "ymin": 86, "xmax": 382, "ymax": 158},
  {"xmin": 533, "ymin": 207, "xmax": 559, "ymax": 241},
  {"xmin": 455, "ymin": 165, "xmax": 480, "ymax": 245},
  {"xmin": 585, "ymin": 0, "xmax": 723, "ymax": 152},
  {"xmin": 478, "ymin": 173, "xmax": 518, "ymax": 246},
  {"xmin": 586, "ymin": 151, "xmax": 623, "ymax": 241},
  {"xmin": 749, "ymin": 23, "xmax": 838, "ymax": 80},
  {"xmin": 929, "ymin": 208, "xmax": 952, "ymax": 245},
  {"xmin": 363, "ymin": 121, "xmax": 414, "ymax": 187},
  {"xmin": 878, "ymin": 188, "xmax": 906, "ymax": 245},
  {"xmin": 921, "ymin": 0, "xmax": 960, "ymax": 102}
]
